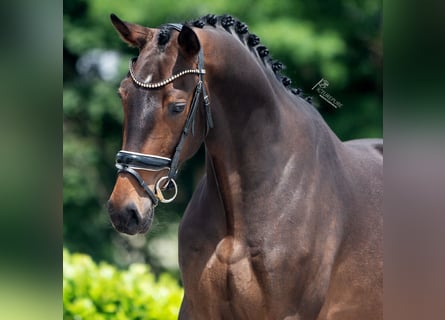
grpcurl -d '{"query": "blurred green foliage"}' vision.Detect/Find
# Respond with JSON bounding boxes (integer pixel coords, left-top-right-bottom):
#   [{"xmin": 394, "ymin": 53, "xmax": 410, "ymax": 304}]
[
  {"xmin": 64, "ymin": 0, "xmax": 381, "ymax": 274},
  {"xmin": 63, "ymin": 248, "xmax": 183, "ymax": 319}
]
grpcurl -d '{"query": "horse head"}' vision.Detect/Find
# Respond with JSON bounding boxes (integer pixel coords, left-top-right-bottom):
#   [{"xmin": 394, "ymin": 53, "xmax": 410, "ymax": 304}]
[{"xmin": 107, "ymin": 14, "xmax": 210, "ymax": 234}]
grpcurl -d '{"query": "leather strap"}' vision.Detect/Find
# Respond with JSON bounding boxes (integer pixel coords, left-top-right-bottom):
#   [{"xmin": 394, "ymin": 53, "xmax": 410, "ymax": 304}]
[
  {"xmin": 116, "ymin": 151, "xmax": 171, "ymax": 171},
  {"xmin": 117, "ymin": 166, "xmax": 159, "ymax": 206}
]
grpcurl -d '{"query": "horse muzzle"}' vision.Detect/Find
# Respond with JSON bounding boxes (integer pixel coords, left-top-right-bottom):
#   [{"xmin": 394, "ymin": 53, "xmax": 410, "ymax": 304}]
[{"xmin": 107, "ymin": 197, "xmax": 154, "ymax": 235}]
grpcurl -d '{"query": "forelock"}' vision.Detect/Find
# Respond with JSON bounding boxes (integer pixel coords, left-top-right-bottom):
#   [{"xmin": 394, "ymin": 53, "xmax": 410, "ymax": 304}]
[{"xmin": 158, "ymin": 27, "xmax": 172, "ymax": 46}]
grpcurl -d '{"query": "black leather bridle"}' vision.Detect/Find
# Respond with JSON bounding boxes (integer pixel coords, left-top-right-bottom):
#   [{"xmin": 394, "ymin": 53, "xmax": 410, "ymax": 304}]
[{"xmin": 115, "ymin": 24, "xmax": 213, "ymax": 206}]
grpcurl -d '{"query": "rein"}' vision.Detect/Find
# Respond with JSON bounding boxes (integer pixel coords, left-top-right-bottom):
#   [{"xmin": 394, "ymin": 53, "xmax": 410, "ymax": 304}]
[{"xmin": 115, "ymin": 24, "xmax": 213, "ymax": 206}]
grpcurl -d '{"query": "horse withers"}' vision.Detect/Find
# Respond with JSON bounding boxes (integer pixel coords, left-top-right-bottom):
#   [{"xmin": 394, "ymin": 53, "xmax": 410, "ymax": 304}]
[{"xmin": 107, "ymin": 14, "xmax": 383, "ymax": 320}]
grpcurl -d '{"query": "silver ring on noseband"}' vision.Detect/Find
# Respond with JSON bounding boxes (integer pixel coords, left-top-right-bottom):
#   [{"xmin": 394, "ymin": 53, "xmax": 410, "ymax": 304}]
[{"xmin": 155, "ymin": 176, "xmax": 178, "ymax": 203}]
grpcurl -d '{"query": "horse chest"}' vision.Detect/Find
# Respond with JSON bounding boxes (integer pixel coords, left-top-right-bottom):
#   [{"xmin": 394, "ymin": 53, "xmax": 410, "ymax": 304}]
[
  {"xmin": 203, "ymin": 237, "xmax": 259, "ymax": 292},
  {"xmin": 193, "ymin": 236, "xmax": 267, "ymax": 317}
]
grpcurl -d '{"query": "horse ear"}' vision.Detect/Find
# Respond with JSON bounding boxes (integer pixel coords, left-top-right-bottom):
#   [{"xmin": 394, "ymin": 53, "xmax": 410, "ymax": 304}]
[
  {"xmin": 110, "ymin": 13, "xmax": 151, "ymax": 49},
  {"xmin": 178, "ymin": 26, "xmax": 200, "ymax": 56}
]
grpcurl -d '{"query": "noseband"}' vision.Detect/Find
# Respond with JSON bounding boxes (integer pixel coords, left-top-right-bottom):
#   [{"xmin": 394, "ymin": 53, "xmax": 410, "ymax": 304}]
[{"xmin": 115, "ymin": 24, "xmax": 213, "ymax": 206}]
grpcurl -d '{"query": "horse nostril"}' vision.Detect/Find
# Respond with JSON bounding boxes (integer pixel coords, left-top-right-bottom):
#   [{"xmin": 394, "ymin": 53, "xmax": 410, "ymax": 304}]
[{"xmin": 126, "ymin": 203, "xmax": 141, "ymax": 227}]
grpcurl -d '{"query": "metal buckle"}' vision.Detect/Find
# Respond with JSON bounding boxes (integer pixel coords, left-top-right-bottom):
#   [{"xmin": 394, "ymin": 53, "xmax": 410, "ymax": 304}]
[{"xmin": 155, "ymin": 176, "xmax": 178, "ymax": 203}]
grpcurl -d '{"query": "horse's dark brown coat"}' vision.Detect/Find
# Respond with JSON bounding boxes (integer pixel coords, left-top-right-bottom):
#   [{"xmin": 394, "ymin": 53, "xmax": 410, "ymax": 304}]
[{"xmin": 107, "ymin": 14, "xmax": 383, "ymax": 320}]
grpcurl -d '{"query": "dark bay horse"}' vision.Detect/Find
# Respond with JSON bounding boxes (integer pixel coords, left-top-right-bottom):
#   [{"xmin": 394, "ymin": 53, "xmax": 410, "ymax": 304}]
[{"xmin": 107, "ymin": 14, "xmax": 383, "ymax": 320}]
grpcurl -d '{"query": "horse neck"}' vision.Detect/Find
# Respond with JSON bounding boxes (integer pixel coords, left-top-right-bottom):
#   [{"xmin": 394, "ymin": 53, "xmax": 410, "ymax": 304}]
[{"xmin": 202, "ymin": 35, "xmax": 343, "ymax": 235}]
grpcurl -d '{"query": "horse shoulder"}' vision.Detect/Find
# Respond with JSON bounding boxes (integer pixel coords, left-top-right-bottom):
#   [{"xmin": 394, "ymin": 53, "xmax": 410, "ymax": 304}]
[{"xmin": 179, "ymin": 175, "xmax": 270, "ymax": 319}]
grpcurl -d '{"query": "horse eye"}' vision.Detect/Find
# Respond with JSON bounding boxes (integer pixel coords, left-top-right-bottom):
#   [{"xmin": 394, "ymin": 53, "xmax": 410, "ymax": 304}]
[{"xmin": 168, "ymin": 102, "xmax": 186, "ymax": 114}]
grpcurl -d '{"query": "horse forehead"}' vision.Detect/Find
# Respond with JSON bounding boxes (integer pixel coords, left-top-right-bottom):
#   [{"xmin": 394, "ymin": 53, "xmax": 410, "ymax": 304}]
[
  {"xmin": 138, "ymin": 34, "xmax": 179, "ymax": 73},
  {"xmin": 119, "ymin": 54, "xmax": 171, "ymax": 93}
]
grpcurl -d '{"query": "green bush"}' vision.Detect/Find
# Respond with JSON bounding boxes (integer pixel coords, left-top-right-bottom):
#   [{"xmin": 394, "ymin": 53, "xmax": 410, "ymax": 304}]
[{"xmin": 63, "ymin": 248, "xmax": 183, "ymax": 320}]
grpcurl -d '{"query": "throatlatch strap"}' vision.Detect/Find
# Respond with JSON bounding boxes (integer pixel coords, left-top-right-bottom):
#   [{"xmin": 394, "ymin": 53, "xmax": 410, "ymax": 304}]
[{"xmin": 197, "ymin": 50, "xmax": 213, "ymax": 134}]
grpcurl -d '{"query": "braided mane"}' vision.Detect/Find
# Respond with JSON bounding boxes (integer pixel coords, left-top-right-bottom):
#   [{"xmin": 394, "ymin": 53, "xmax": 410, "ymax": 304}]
[{"xmin": 186, "ymin": 14, "xmax": 312, "ymax": 104}]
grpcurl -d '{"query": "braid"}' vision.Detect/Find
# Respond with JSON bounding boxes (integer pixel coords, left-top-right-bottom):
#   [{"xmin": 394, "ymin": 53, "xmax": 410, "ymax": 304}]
[{"xmin": 182, "ymin": 14, "xmax": 313, "ymax": 104}]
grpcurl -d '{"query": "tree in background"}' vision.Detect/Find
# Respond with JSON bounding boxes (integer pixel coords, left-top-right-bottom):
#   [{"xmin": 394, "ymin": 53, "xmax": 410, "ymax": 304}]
[{"xmin": 63, "ymin": 0, "xmax": 381, "ymax": 275}]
